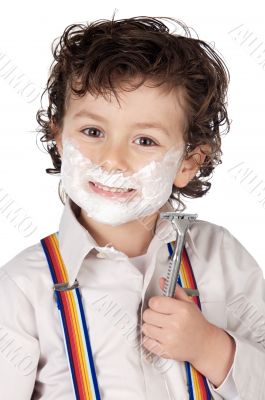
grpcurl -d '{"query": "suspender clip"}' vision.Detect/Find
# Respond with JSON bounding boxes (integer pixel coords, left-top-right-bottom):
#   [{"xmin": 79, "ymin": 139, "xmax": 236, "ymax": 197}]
[
  {"xmin": 53, "ymin": 279, "xmax": 80, "ymax": 303},
  {"xmin": 53, "ymin": 279, "xmax": 80, "ymax": 292}
]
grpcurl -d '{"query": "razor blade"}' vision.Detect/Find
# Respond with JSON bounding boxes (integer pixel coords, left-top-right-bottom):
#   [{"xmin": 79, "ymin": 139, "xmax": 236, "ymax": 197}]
[{"xmin": 160, "ymin": 212, "xmax": 199, "ymax": 298}]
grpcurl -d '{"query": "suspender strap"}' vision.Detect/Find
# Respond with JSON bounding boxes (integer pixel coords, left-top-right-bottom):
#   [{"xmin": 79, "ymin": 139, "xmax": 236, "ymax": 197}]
[
  {"xmin": 41, "ymin": 231, "xmax": 101, "ymax": 400},
  {"xmin": 167, "ymin": 242, "xmax": 213, "ymax": 400},
  {"xmin": 41, "ymin": 231, "xmax": 212, "ymax": 400}
]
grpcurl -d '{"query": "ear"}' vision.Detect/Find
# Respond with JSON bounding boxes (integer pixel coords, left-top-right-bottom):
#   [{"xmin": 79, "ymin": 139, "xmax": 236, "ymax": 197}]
[
  {"xmin": 173, "ymin": 143, "xmax": 211, "ymax": 188},
  {"xmin": 51, "ymin": 118, "xmax": 63, "ymax": 156}
]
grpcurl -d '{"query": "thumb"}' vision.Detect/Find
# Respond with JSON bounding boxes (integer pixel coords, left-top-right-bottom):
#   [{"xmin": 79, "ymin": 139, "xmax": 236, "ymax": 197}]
[{"xmin": 159, "ymin": 276, "xmax": 193, "ymax": 302}]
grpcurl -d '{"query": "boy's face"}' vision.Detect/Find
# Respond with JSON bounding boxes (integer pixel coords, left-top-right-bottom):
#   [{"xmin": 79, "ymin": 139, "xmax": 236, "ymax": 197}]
[{"xmin": 55, "ymin": 80, "xmax": 188, "ymax": 179}]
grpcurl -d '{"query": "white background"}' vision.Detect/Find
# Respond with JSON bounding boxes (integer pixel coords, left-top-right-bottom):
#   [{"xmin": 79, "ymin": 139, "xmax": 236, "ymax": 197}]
[{"xmin": 0, "ymin": 1, "xmax": 264, "ymax": 275}]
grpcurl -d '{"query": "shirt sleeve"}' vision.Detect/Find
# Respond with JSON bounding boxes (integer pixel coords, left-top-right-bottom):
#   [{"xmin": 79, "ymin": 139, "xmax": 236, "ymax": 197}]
[
  {"xmin": 0, "ymin": 268, "xmax": 40, "ymax": 399},
  {"xmin": 206, "ymin": 361, "xmax": 240, "ymax": 399},
  {"xmin": 210, "ymin": 226, "xmax": 265, "ymax": 400}
]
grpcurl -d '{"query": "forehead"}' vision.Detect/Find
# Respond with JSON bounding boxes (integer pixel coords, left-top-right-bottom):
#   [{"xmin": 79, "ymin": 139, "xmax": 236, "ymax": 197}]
[{"xmin": 65, "ymin": 79, "xmax": 188, "ymax": 132}]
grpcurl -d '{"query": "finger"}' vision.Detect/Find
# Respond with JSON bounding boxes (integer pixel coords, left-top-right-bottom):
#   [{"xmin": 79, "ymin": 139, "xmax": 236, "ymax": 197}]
[
  {"xmin": 148, "ymin": 295, "xmax": 183, "ymax": 314},
  {"xmin": 159, "ymin": 277, "xmax": 165, "ymax": 291},
  {"xmin": 174, "ymin": 283, "xmax": 194, "ymax": 303},
  {"xmin": 142, "ymin": 336, "xmax": 165, "ymax": 357},
  {"xmin": 142, "ymin": 322, "xmax": 165, "ymax": 343},
  {"xmin": 142, "ymin": 307, "xmax": 169, "ymax": 328},
  {"xmin": 159, "ymin": 277, "xmax": 192, "ymax": 303}
]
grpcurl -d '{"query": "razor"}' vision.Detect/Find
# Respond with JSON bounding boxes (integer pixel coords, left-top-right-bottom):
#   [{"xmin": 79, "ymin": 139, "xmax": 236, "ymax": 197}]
[
  {"xmin": 160, "ymin": 212, "xmax": 199, "ymax": 298},
  {"xmin": 142, "ymin": 212, "xmax": 200, "ymax": 364}
]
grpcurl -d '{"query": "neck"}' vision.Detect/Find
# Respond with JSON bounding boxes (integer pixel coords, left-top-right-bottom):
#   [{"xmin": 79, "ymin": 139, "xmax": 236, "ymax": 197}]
[{"xmin": 77, "ymin": 206, "xmax": 160, "ymax": 258}]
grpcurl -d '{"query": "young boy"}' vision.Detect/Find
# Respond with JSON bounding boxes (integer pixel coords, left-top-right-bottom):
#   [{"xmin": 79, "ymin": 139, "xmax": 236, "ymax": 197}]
[{"xmin": 0, "ymin": 15, "xmax": 264, "ymax": 400}]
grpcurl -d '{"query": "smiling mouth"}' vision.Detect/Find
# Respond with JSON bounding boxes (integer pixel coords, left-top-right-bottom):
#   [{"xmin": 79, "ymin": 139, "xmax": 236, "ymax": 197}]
[
  {"xmin": 88, "ymin": 181, "xmax": 137, "ymax": 197},
  {"xmin": 91, "ymin": 181, "xmax": 134, "ymax": 192}
]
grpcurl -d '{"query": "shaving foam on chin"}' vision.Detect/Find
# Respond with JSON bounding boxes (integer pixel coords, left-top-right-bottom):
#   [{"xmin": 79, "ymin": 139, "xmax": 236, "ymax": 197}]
[{"xmin": 60, "ymin": 136, "xmax": 185, "ymax": 226}]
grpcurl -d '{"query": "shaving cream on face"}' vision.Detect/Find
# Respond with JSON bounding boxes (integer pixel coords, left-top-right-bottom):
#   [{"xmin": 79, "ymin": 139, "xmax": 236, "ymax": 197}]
[{"xmin": 60, "ymin": 136, "xmax": 185, "ymax": 226}]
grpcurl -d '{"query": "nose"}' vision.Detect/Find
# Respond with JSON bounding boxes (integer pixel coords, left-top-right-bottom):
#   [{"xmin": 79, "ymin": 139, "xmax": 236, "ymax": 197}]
[{"xmin": 98, "ymin": 143, "xmax": 130, "ymax": 175}]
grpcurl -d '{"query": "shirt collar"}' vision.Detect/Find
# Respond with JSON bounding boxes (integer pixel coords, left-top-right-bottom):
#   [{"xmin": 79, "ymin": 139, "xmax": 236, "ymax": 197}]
[{"xmin": 58, "ymin": 195, "xmax": 198, "ymax": 286}]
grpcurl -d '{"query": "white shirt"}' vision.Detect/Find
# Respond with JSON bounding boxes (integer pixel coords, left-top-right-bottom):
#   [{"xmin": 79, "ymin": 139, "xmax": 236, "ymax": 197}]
[{"xmin": 0, "ymin": 196, "xmax": 264, "ymax": 399}]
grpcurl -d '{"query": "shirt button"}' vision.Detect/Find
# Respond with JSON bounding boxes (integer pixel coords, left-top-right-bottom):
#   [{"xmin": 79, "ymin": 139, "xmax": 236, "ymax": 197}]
[{"xmin": 96, "ymin": 252, "xmax": 106, "ymax": 258}]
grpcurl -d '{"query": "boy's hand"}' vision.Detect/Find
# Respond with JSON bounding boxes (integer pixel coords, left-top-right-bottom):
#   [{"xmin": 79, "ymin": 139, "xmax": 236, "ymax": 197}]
[{"xmin": 141, "ymin": 277, "xmax": 216, "ymax": 364}]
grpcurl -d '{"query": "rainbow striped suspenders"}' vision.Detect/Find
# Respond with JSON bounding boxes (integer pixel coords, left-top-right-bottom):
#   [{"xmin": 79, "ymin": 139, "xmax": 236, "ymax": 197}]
[
  {"xmin": 40, "ymin": 231, "xmax": 213, "ymax": 400},
  {"xmin": 41, "ymin": 232, "xmax": 101, "ymax": 400},
  {"xmin": 167, "ymin": 241, "xmax": 213, "ymax": 400}
]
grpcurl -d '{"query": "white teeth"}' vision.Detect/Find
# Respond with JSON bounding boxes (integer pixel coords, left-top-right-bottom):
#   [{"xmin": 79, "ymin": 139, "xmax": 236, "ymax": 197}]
[{"xmin": 93, "ymin": 182, "xmax": 133, "ymax": 193}]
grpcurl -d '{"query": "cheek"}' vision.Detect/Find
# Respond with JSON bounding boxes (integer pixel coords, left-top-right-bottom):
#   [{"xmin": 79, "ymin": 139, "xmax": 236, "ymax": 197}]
[
  {"xmin": 132, "ymin": 148, "xmax": 166, "ymax": 171},
  {"xmin": 62, "ymin": 133, "xmax": 97, "ymax": 163},
  {"xmin": 79, "ymin": 148, "xmax": 98, "ymax": 164}
]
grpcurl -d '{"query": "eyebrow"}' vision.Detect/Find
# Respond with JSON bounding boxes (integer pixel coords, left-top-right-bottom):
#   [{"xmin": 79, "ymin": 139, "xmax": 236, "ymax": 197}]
[{"xmin": 73, "ymin": 110, "xmax": 169, "ymax": 135}]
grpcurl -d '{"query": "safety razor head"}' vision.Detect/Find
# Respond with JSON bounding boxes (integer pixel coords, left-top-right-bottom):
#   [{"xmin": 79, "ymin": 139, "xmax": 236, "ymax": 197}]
[
  {"xmin": 160, "ymin": 212, "xmax": 198, "ymax": 222},
  {"xmin": 160, "ymin": 212, "xmax": 198, "ymax": 236}
]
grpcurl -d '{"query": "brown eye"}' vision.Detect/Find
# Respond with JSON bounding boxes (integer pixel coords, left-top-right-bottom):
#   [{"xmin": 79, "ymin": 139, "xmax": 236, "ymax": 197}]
[
  {"xmin": 135, "ymin": 137, "xmax": 157, "ymax": 146},
  {"xmin": 81, "ymin": 128, "xmax": 104, "ymax": 137}
]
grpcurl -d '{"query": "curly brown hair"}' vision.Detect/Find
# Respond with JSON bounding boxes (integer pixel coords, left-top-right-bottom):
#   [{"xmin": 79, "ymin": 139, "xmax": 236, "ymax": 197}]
[{"xmin": 36, "ymin": 14, "xmax": 231, "ymax": 211}]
